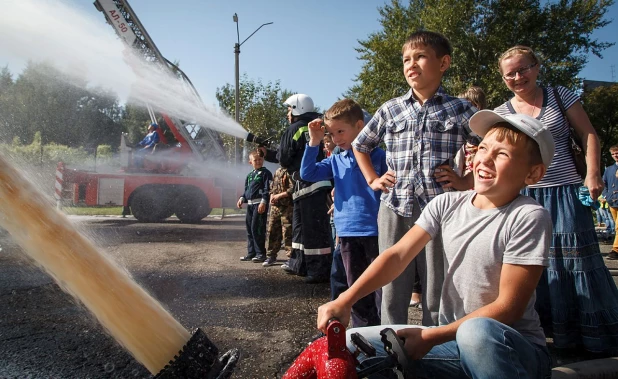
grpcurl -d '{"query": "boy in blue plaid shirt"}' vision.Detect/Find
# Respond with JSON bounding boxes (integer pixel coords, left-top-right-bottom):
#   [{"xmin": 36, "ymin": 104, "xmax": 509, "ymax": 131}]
[{"xmin": 352, "ymin": 30, "xmax": 479, "ymax": 326}]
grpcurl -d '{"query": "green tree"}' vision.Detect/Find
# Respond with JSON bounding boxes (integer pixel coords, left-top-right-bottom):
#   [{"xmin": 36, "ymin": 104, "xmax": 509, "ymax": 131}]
[
  {"xmin": 582, "ymin": 84, "xmax": 618, "ymax": 167},
  {"xmin": 347, "ymin": 0, "xmax": 614, "ymax": 111},
  {"xmin": 0, "ymin": 65, "xmax": 15, "ymax": 140},
  {"xmin": 3, "ymin": 61, "xmax": 124, "ymax": 148},
  {"xmin": 119, "ymin": 104, "xmax": 152, "ymax": 145},
  {"xmin": 216, "ymin": 75, "xmax": 294, "ymax": 159}
]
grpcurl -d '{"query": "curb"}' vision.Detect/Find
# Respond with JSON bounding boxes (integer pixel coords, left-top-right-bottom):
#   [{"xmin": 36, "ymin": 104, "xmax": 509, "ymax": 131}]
[{"xmin": 552, "ymin": 358, "xmax": 618, "ymax": 378}]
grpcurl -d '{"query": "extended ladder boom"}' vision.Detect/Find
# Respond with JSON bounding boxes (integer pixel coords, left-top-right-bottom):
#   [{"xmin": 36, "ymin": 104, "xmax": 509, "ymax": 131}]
[{"xmin": 94, "ymin": 0, "xmax": 226, "ymax": 160}]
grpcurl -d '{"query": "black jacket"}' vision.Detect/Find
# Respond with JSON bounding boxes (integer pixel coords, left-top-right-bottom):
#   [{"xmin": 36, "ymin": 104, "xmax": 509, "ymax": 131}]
[
  {"xmin": 275, "ymin": 112, "xmax": 324, "ymax": 173},
  {"xmin": 240, "ymin": 167, "xmax": 273, "ymax": 204}
]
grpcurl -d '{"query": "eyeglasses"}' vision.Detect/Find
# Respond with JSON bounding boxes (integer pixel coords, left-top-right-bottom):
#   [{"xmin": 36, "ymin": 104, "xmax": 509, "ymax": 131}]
[{"xmin": 502, "ymin": 63, "xmax": 537, "ymax": 80}]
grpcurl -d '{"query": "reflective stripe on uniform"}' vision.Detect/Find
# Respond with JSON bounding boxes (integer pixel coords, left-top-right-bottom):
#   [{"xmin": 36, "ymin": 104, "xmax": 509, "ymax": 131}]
[
  {"xmin": 292, "ymin": 180, "xmax": 331, "ymax": 200},
  {"xmin": 293, "ymin": 126, "xmax": 309, "ymax": 141},
  {"xmin": 304, "ymin": 247, "xmax": 331, "ymax": 255},
  {"xmin": 292, "ymin": 242, "xmax": 304, "ymax": 250},
  {"xmin": 247, "ymin": 198, "xmax": 264, "ymax": 205}
]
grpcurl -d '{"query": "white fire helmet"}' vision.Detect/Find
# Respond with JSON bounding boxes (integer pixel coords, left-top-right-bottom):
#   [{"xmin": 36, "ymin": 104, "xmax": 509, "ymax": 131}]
[{"xmin": 284, "ymin": 94, "xmax": 314, "ymax": 116}]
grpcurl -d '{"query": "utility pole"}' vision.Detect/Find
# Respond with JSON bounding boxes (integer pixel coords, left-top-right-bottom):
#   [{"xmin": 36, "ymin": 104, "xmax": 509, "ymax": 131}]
[{"xmin": 233, "ymin": 13, "xmax": 273, "ymax": 164}]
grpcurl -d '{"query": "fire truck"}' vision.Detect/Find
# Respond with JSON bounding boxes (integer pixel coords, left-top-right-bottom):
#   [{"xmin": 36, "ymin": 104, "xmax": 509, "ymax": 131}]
[{"xmin": 55, "ymin": 0, "xmax": 241, "ymax": 223}]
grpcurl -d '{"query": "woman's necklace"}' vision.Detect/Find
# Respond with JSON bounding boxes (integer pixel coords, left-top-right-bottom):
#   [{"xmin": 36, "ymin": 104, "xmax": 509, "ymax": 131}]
[{"xmin": 514, "ymin": 87, "xmax": 538, "ymax": 117}]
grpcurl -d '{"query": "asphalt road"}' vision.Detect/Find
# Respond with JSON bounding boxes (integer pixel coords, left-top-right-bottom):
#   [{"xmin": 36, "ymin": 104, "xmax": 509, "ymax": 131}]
[
  {"xmin": 0, "ymin": 215, "xmax": 616, "ymax": 378},
  {"xmin": 0, "ymin": 216, "xmax": 333, "ymax": 378}
]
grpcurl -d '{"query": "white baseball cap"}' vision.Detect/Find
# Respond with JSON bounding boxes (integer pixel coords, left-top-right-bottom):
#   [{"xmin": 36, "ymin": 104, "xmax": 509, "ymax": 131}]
[{"xmin": 469, "ymin": 110, "xmax": 555, "ymax": 168}]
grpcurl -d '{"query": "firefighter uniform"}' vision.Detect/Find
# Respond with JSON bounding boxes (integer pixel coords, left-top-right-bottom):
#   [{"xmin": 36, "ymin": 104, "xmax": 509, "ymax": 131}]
[
  {"xmin": 266, "ymin": 167, "xmax": 294, "ymax": 260},
  {"xmin": 277, "ymin": 111, "xmax": 332, "ymax": 282}
]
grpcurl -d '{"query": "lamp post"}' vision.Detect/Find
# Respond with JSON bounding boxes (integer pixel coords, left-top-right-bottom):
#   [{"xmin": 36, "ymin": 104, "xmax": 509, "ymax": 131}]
[{"xmin": 233, "ymin": 13, "xmax": 273, "ymax": 164}]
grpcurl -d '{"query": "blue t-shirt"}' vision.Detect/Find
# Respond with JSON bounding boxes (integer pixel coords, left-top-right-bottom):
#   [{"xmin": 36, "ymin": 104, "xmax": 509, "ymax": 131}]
[{"xmin": 300, "ymin": 144, "xmax": 387, "ymax": 236}]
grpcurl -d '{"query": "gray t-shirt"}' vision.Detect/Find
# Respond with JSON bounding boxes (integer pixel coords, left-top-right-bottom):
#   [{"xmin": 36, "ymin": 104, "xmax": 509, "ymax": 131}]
[{"xmin": 416, "ymin": 191, "xmax": 551, "ymax": 346}]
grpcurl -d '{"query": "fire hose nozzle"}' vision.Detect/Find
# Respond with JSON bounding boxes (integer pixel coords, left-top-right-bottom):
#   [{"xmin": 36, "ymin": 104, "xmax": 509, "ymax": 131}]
[
  {"xmin": 155, "ymin": 328, "xmax": 240, "ymax": 379},
  {"xmin": 246, "ymin": 132, "xmax": 271, "ymax": 147}
]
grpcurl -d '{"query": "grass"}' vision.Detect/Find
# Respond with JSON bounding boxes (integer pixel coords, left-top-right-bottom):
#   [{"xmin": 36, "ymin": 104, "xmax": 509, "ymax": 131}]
[
  {"xmin": 61, "ymin": 207, "xmax": 244, "ymax": 216},
  {"xmin": 62, "ymin": 206, "xmax": 123, "ymax": 215}
]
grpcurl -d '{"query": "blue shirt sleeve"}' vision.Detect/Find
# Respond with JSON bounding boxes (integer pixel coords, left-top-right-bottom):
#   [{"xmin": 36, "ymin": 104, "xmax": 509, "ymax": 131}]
[{"xmin": 300, "ymin": 144, "xmax": 334, "ymax": 182}]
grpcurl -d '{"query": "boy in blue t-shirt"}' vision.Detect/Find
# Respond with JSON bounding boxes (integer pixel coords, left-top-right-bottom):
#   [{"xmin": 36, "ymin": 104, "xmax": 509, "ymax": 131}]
[{"xmin": 301, "ymin": 99, "xmax": 387, "ymax": 327}]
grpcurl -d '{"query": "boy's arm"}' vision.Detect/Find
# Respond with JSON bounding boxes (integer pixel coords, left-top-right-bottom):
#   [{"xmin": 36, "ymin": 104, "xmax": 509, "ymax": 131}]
[
  {"xmin": 283, "ymin": 170, "xmax": 294, "ymax": 199},
  {"xmin": 355, "ymin": 148, "xmax": 396, "ymax": 193},
  {"xmin": 300, "ymin": 146, "xmax": 333, "ymax": 182},
  {"xmin": 237, "ymin": 176, "xmax": 249, "ymax": 208},
  {"xmin": 300, "ymin": 130, "xmax": 334, "ymax": 181},
  {"xmin": 400, "ymin": 263, "xmax": 544, "ymax": 359},
  {"xmin": 261, "ymin": 170, "xmax": 272, "ymax": 204},
  {"xmin": 435, "ymin": 166, "xmax": 474, "ymax": 191},
  {"xmin": 317, "ymin": 225, "xmax": 431, "ymax": 332}
]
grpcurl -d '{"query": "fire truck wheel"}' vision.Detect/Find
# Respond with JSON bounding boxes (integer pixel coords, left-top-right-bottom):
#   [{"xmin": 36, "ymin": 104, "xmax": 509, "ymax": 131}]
[
  {"xmin": 130, "ymin": 187, "xmax": 173, "ymax": 222},
  {"xmin": 174, "ymin": 187, "xmax": 211, "ymax": 223}
]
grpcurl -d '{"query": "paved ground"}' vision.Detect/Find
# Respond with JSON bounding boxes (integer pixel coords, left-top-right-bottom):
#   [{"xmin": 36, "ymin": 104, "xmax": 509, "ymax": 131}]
[{"xmin": 0, "ymin": 215, "xmax": 616, "ymax": 378}]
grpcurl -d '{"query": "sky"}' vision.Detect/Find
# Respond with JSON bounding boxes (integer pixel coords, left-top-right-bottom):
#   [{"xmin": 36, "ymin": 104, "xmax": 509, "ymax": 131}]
[{"xmin": 0, "ymin": 0, "xmax": 617, "ymax": 113}]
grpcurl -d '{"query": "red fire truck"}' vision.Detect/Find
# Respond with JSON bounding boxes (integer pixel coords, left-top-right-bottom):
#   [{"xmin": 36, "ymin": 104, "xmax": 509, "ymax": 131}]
[{"xmin": 55, "ymin": 0, "xmax": 241, "ymax": 223}]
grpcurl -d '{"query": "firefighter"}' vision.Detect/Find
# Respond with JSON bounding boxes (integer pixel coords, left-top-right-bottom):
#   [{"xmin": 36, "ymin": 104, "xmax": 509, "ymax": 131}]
[{"xmin": 263, "ymin": 94, "xmax": 332, "ymax": 283}]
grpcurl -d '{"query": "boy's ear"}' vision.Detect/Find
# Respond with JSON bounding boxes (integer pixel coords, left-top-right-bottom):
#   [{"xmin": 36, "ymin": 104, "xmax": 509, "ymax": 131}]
[
  {"xmin": 439, "ymin": 55, "xmax": 451, "ymax": 73},
  {"xmin": 355, "ymin": 119, "xmax": 364, "ymax": 129},
  {"xmin": 524, "ymin": 164, "xmax": 546, "ymax": 186}
]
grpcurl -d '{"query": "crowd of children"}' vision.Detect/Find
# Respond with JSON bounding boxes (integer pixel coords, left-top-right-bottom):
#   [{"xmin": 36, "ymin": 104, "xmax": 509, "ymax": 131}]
[{"xmin": 236, "ymin": 29, "xmax": 617, "ymax": 376}]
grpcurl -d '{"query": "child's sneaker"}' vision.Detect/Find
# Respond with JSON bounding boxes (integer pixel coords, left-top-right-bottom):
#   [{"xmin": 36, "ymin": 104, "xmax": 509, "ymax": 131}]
[
  {"xmin": 252, "ymin": 255, "xmax": 266, "ymax": 263},
  {"xmin": 607, "ymin": 250, "xmax": 618, "ymax": 260},
  {"xmin": 240, "ymin": 255, "xmax": 254, "ymax": 262},
  {"xmin": 262, "ymin": 257, "xmax": 277, "ymax": 267}
]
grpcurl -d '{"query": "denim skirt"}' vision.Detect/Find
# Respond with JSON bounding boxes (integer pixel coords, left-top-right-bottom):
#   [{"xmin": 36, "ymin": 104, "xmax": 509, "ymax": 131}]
[{"xmin": 522, "ymin": 184, "xmax": 618, "ymax": 353}]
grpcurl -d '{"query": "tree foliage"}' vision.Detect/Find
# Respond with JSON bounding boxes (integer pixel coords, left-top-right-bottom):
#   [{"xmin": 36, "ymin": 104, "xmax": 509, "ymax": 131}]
[
  {"xmin": 215, "ymin": 74, "xmax": 294, "ymax": 159},
  {"xmin": 347, "ymin": 0, "xmax": 614, "ymax": 111},
  {"xmin": 582, "ymin": 84, "xmax": 618, "ymax": 167},
  {"xmin": 0, "ymin": 61, "xmax": 125, "ymax": 149}
]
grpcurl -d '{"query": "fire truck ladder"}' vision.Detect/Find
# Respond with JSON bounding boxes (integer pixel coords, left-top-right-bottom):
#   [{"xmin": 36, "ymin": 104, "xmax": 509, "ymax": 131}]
[{"xmin": 93, "ymin": 0, "xmax": 226, "ymax": 161}]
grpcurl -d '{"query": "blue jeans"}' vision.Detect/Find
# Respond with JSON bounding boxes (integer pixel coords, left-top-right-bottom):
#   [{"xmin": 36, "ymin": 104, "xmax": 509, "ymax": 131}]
[{"xmin": 347, "ymin": 318, "xmax": 552, "ymax": 379}]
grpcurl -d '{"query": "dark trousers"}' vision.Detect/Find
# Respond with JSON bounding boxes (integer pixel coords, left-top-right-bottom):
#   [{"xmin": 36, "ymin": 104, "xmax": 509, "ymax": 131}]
[
  {"xmin": 288, "ymin": 190, "xmax": 332, "ymax": 278},
  {"xmin": 340, "ymin": 236, "xmax": 381, "ymax": 327},
  {"xmin": 245, "ymin": 203, "xmax": 267, "ymax": 258},
  {"xmin": 330, "ymin": 244, "xmax": 348, "ymax": 300}
]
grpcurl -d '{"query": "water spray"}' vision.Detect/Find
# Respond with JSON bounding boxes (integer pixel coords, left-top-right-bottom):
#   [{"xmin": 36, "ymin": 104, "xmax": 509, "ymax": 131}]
[{"xmin": 0, "ymin": 153, "xmax": 238, "ymax": 377}]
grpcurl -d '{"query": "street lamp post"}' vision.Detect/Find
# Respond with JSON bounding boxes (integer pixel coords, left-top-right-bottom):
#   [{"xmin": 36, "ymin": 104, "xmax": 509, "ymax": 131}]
[{"xmin": 233, "ymin": 13, "xmax": 273, "ymax": 164}]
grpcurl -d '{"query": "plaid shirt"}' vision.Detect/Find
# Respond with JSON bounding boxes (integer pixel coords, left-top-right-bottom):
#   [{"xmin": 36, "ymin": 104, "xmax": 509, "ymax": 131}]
[{"xmin": 352, "ymin": 87, "xmax": 478, "ymax": 217}]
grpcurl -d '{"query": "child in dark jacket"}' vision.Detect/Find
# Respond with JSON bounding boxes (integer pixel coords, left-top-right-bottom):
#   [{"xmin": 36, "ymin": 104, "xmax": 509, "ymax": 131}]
[{"xmin": 237, "ymin": 150, "xmax": 273, "ymax": 262}]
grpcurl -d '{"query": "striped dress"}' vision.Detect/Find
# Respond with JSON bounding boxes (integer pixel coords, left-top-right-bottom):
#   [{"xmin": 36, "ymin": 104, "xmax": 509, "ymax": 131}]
[{"xmin": 495, "ymin": 86, "xmax": 618, "ymax": 353}]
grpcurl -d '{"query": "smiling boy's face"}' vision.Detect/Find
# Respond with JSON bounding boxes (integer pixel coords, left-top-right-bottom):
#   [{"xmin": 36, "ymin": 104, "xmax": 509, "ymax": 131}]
[
  {"xmin": 472, "ymin": 128, "xmax": 545, "ymax": 208},
  {"xmin": 249, "ymin": 154, "xmax": 264, "ymax": 169},
  {"xmin": 324, "ymin": 119, "xmax": 362, "ymax": 151},
  {"xmin": 611, "ymin": 149, "xmax": 618, "ymax": 163}
]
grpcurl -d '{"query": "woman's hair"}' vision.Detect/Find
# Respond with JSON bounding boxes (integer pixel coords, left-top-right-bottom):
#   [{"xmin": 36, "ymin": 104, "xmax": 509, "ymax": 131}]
[
  {"xmin": 458, "ymin": 86, "xmax": 487, "ymax": 110},
  {"xmin": 498, "ymin": 45, "xmax": 541, "ymax": 74}
]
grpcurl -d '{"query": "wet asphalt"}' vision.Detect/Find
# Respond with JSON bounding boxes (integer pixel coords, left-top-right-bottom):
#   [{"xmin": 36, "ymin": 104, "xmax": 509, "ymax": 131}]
[{"xmin": 0, "ymin": 216, "xmax": 616, "ymax": 378}]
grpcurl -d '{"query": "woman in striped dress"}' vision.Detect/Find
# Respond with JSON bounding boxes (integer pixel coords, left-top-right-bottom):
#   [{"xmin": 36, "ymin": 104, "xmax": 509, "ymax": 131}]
[{"xmin": 495, "ymin": 45, "xmax": 618, "ymax": 354}]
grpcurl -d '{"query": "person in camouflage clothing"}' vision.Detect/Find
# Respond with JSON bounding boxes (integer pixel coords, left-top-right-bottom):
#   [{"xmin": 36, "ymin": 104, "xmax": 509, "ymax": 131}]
[{"xmin": 262, "ymin": 166, "xmax": 295, "ymax": 267}]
